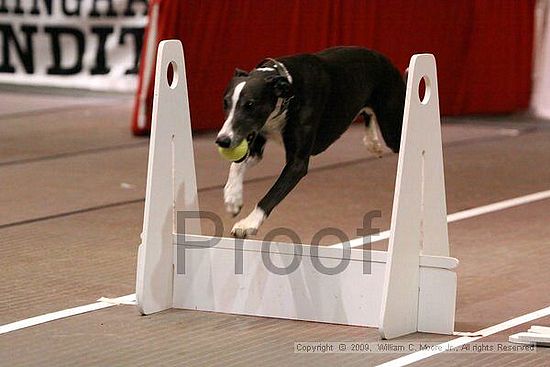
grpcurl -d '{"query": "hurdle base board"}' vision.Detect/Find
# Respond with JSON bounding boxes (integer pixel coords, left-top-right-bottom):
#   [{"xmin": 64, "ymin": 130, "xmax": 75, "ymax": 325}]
[{"xmin": 172, "ymin": 234, "xmax": 457, "ymax": 333}]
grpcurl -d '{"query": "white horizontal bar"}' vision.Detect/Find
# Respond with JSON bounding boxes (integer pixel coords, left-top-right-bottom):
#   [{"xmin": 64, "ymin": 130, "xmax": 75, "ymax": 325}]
[{"xmin": 175, "ymin": 234, "xmax": 458, "ymax": 269}]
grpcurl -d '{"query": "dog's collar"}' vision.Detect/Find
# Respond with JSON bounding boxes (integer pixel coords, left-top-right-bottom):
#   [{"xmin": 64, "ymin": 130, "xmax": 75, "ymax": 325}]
[
  {"xmin": 259, "ymin": 58, "xmax": 293, "ymax": 84},
  {"xmin": 255, "ymin": 58, "xmax": 294, "ymax": 122}
]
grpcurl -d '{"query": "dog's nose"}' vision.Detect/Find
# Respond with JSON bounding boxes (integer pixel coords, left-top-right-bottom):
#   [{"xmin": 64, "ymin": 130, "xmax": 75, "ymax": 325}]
[{"xmin": 215, "ymin": 135, "xmax": 232, "ymax": 148}]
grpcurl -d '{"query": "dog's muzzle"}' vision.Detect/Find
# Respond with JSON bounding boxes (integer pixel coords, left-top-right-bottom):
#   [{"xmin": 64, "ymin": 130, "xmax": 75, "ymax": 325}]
[
  {"xmin": 215, "ymin": 134, "xmax": 232, "ymax": 148},
  {"xmin": 215, "ymin": 131, "xmax": 256, "ymax": 148}
]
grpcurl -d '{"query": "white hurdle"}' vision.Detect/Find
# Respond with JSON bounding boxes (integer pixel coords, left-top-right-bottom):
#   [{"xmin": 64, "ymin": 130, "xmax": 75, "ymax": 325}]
[{"xmin": 135, "ymin": 40, "xmax": 459, "ymax": 339}]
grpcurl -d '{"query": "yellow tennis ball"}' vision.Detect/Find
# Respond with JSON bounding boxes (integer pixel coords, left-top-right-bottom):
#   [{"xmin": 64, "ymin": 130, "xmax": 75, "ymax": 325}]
[{"xmin": 217, "ymin": 139, "xmax": 249, "ymax": 162}]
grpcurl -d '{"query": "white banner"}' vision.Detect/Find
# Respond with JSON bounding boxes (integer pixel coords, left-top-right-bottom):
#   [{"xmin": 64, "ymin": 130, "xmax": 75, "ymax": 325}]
[{"xmin": 0, "ymin": 0, "xmax": 148, "ymax": 92}]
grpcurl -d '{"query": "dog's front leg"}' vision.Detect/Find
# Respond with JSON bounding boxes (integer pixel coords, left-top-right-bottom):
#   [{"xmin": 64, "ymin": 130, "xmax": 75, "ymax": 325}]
[
  {"xmin": 224, "ymin": 156, "xmax": 258, "ymax": 216},
  {"xmin": 231, "ymin": 159, "xmax": 308, "ymax": 238},
  {"xmin": 231, "ymin": 103, "xmax": 322, "ymax": 238},
  {"xmin": 224, "ymin": 135, "xmax": 266, "ymax": 216}
]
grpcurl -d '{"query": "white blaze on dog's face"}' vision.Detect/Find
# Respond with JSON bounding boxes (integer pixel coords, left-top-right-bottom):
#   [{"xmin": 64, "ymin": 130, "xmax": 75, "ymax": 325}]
[
  {"xmin": 217, "ymin": 80, "xmax": 246, "ymax": 144},
  {"xmin": 216, "ymin": 69, "xmax": 290, "ymax": 149}
]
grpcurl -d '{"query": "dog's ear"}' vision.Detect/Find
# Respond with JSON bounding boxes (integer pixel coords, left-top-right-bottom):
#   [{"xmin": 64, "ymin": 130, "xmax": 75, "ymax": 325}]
[
  {"xmin": 234, "ymin": 68, "xmax": 249, "ymax": 77},
  {"xmin": 265, "ymin": 75, "xmax": 292, "ymax": 98}
]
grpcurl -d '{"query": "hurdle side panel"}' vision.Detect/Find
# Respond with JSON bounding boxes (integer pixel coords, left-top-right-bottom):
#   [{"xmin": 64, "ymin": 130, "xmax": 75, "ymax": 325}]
[
  {"xmin": 415, "ymin": 57, "xmax": 449, "ymax": 258},
  {"xmin": 136, "ymin": 40, "xmax": 201, "ymax": 315},
  {"xmin": 379, "ymin": 54, "xmax": 454, "ymax": 339},
  {"xmin": 417, "ymin": 267, "xmax": 456, "ymax": 334}
]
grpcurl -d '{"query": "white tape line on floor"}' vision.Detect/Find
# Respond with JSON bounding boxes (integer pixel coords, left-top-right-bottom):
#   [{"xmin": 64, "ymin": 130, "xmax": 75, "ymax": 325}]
[
  {"xmin": 331, "ymin": 189, "xmax": 550, "ymax": 249},
  {"xmin": 0, "ymin": 294, "xmax": 135, "ymax": 335},
  {"xmin": 376, "ymin": 306, "xmax": 550, "ymax": 367}
]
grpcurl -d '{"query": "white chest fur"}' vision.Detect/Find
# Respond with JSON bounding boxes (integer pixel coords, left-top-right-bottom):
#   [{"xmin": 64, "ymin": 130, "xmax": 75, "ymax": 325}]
[{"xmin": 261, "ymin": 98, "xmax": 287, "ymax": 144}]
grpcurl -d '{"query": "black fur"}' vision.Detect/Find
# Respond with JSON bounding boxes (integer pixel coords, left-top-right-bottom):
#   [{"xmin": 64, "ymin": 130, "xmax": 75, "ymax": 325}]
[{"xmin": 219, "ymin": 46, "xmax": 406, "ymax": 230}]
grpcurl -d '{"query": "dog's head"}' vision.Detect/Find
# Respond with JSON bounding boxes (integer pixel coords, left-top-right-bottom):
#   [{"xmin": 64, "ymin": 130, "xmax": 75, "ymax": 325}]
[{"xmin": 215, "ymin": 67, "xmax": 292, "ymax": 150}]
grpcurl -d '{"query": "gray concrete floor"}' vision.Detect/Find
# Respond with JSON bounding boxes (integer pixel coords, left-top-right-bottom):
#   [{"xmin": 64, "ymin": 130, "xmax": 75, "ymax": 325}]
[{"xmin": 0, "ymin": 89, "xmax": 549, "ymax": 366}]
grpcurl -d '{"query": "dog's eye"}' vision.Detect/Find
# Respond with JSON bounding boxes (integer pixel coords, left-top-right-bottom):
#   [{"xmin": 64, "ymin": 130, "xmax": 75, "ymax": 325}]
[
  {"xmin": 223, "ymin": 99, "xmax": 229, "ymax": 110},
  {"xmin": 244, "ymin": 100, "xmax": 255, "ymax": 109}
]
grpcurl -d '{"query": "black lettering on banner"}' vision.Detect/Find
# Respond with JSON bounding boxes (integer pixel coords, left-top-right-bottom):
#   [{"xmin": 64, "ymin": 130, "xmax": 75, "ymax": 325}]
[
  {"xmin": 6, "ymin": 0, "xmax": 25, "ymax": 14},
  {"xmin": 89, "ymin": 0, "xmax": 117, "ymax": 18},
  {"xmin": 45, "ymin": 26, "xmax": 85, "ymax": 75},
  {"xmin": 91, "ymin": 26, "xmax": 113, "ymax": 75},
  {"xmin": 63, "ymin": 0, "xmax": 83, "ymax": 16},
  {"xmin": 124, "ymin": 0, "xmax": 148, "ymax": 16},
  {"xmin": 119, "ymin": 27, "xmax": 143, "ymax": 74},
  {"xmin": 0, "ymin": 24, "xmax": 37, "ymax": 73},
  {"xmin": 0, "ymin": 1, "xmax": 146, "ymax": 79},
  {"xmin": 30, "ymin": 0, "xmax": 52, "ymax": 15}
]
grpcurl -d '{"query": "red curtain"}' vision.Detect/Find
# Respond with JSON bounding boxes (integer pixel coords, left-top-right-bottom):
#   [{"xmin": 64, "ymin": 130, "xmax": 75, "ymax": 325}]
[{"xmin": 132, "ymin": 0, "xmax": 535, "ymax": 134}]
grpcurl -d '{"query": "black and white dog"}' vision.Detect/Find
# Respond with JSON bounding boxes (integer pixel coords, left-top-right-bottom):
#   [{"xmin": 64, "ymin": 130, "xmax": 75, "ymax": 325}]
[{"xmin": 216, "ymin": 46, "xmax": 406, "ymax": 238}]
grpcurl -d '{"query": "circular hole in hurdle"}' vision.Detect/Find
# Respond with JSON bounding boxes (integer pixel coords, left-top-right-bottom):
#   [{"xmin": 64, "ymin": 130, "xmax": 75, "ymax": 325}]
[
  {"xmin": 418, "ymin": 75, "xmax": 431, "ymax": 105},
  {"xmin": 167, "ymin": 61, "xmax": 178, "ymax": 89}
]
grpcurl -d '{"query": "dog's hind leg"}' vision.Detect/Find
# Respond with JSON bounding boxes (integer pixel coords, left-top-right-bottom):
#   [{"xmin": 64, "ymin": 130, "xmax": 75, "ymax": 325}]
[
  {"xmin": 224, "ymin": 135, "xmax": 266, "ymax": 216},
  {"xmin": 373, "ymin": 98, "xmax": 404, "ymax": 153},
  {"xmin": 361, "ymin": 108, "xmax": 384, "ymax": 158},
  {"xmin": 370, "ymin": 76, "xmax": 406, "ymax": 153}
]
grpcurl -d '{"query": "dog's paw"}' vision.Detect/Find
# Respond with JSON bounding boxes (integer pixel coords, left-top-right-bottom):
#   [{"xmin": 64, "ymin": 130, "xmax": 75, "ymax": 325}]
[
  {"xmin": 231, "ymin": 224, "xmax": 258, "ymax": 239},
  {"xmin": 224, "ymin": 184, "xmax": 243, "ymax": 217},
  {"xmin": 225, "ymin": 199, "xmax": 242, "ymax": 217},
  {"xmin": 363, "ymin": 135, "xmax": 384, "ymax": 158},
  {"xmin": 230, "ymin": 207, "xmax": 265, "ymax": 238}
]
